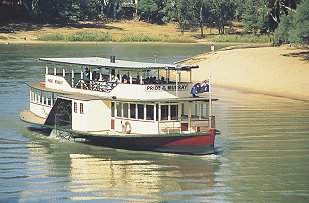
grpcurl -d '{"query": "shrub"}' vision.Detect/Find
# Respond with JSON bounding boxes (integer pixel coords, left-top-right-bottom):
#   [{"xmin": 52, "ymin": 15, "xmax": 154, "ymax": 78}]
[
  {"xmin": 0, "ymin": 36, "xmax": 8, "ymax": 40},
  {"xmin": 66, "ymin": 31, "xmax": 112, "ymax": 42},
  {"xmin": 208, "ymin": 34, "xmax": 270, "ymax": 43},
  {"xmin": 38, "ymin": 33, "xmax": 65, "ymax": 41}
]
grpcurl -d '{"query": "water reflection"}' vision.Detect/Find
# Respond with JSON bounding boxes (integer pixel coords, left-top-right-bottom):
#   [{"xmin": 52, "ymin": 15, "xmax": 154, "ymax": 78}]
[
  {"xmin": 212, "ymin": 87, "xmax": 309, "ymax": 202},
  {"xmin": 19, "ymin": 130, "xmax": 221, "ymax": 202}
]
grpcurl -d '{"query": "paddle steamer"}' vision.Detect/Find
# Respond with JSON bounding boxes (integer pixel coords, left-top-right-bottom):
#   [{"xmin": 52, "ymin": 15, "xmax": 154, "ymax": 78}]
[{"xmin": 20, "ymin": 56, "xmax": 220, "ymax": 155}]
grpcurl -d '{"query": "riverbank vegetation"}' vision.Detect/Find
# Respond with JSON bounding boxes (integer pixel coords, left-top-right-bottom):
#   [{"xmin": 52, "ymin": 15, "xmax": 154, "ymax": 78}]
[
  {"xmin": 0, "ymin": 0, "xmax": 308, "ymax": 45},
  {"xmin": 37, "ymin": 30, "xmax": 195, "ymax": 43}
]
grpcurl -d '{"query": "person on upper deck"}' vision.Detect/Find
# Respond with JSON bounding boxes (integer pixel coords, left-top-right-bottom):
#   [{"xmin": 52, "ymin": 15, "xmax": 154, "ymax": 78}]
[
  {"xmin": 122, "ymin": 74, "xmax": 128, "ymax": 83},
  {"xmin": 84, "ymin": 67, "xmax": 90, "ymax": 81}
]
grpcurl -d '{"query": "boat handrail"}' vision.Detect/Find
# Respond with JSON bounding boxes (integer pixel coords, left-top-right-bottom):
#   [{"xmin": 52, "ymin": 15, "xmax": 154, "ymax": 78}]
[{"xmin": 158, "ymin": 120, "xmax": 181, "ymax": 134}]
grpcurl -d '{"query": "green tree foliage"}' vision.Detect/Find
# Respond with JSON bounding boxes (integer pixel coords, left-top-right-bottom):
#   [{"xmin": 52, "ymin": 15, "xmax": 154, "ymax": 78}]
[
  {"xmin": 274, "ymin": 13, "xmax": 293, "ymax": 44},
  {"xmin": 274, "ymin": 0, "xmax": 309, "ymax": 44},
  {"xmin": 293, "ymin": 0, "xmax": 309, "ymax": 44},
  {"xmin": 137, "ymin": 0, "xmax": 159, "ymax": 22},
  {"xmin": 242, "ymin": 0, "xmax": 269, "ymax": 34},
  {"xmin": 161, "ymin": 0, "xmax": 198, "ymax": 33},
  {"xmin": 208, "ymin": 0, "xmax": 236, "ymax": 34},
  {"xmin": 240, "ymin": 0, "xmax": 302, "ymax": 34}
]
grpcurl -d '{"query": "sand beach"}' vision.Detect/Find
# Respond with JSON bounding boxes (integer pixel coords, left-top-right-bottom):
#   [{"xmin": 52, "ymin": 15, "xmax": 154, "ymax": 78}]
[{"xmin": 185, "ymin": 46, "xmax": 309, "ymax": 101}]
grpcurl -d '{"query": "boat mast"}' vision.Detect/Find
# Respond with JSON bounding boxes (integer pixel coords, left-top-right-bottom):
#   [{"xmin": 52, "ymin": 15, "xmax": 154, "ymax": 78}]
[
  {"xmin": 175, "ymin": 65, "xmax": 181, "ymax": 97},
  {"xmin": 209, "ymin": 75, "xmax": 212, "ymax": 128}
]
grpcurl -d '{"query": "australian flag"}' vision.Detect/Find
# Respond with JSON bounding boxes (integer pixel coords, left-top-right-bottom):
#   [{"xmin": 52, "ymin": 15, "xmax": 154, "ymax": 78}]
[{"xmin": 191, "ymin": 79, "xmax": 209, "ymax": 96}]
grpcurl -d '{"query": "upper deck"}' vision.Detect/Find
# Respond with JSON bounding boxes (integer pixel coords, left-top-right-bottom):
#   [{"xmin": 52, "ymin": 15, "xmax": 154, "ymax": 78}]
[{"xmin": 39, "ymin": 56, "xmax": 202, "ymax": 100}]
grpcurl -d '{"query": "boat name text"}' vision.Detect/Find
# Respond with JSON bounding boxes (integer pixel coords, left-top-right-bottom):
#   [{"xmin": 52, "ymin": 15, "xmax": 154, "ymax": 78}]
[
  {"xmin": 47, "ymin": 79, "xmax": 63, "ymax": 85},
  {"xmin": 145, "ymin": 84, "xmax": 188, "ymax": 91}
]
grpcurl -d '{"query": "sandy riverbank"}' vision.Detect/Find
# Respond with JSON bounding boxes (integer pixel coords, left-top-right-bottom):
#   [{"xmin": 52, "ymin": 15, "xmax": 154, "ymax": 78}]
[{"xmin": 185, "ymin": 46, "xmax": 309, "ymax": 101}]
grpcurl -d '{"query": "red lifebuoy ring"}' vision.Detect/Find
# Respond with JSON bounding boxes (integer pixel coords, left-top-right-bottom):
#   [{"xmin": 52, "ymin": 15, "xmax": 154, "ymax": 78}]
[{"xmin": 124, "ymin": 121, "xmax": 131, "ymax": 134}]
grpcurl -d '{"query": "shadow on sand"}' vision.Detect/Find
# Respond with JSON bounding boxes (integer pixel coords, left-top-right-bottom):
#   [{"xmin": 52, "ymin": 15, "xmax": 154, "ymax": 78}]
[{"xmin": 282, "ymin": 50, "xmax": 309, "ymax": 61}]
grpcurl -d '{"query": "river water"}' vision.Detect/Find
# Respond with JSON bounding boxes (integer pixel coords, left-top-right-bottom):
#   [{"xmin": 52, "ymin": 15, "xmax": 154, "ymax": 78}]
[{"xmin": 0, "ymin": 44, "xmax": 308, "ymax": 202}]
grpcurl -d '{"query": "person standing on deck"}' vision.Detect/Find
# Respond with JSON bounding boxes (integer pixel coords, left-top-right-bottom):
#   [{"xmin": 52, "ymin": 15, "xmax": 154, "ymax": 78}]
[{"xmin": 84, "ymin": 67, "xmax": 90, "ymax": 80}]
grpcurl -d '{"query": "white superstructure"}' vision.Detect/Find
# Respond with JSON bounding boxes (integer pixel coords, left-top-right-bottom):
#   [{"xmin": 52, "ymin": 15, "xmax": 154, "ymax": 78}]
[{"xmin": 25, "ymin": 56, "xmax": 215, "ymax": 135}]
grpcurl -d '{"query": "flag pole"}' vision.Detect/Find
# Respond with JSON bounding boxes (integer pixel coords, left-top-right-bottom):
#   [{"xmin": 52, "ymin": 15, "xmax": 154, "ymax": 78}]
[
  {"xmin": 209, "ymin": 75, "xmax": 212, "ymax": 128},
  {"xmin": 175, "ymin": 65, "xmax": 181, "ymax": 97}
]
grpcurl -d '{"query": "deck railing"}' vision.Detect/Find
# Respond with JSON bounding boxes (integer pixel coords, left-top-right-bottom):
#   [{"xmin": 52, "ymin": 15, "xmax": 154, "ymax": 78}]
[
  {"xmin": 159, "ymin": 120, "xmax": 181, "ymax": 134},
  {"xmin": 158, "ymin": 116, "xmax": 213, "ymax": 134}
]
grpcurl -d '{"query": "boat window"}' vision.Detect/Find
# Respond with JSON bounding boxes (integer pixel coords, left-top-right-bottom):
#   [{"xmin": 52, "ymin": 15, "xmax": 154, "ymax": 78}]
[
  {"xmin": 53, "ymin": 93, "xmax": 57, "ymax": 104},
  {"xmin": 130, "ymin": 104, "xmax": 136, "ymax": 119},
  {"xmin": 80, "ymin": 103, "xmax": 84, "ymax": 114},
  {"xmin": 181, "ymin": 103, "xmax": 185, "ymax": 116},
  {"xmin": 170, "ymin": 105, "xmax": 178, "ymax": 120},
  {"xmin": 123, "ymin": 103, "xmax": 128, "ymax": 118},
  {"xmin": 41, "ymin": 91, "xmax": 46, "ymax": 105},
  {"xmin": 117, "ymin": 102, "xmax": 122, "ymax": 117},
  {"xmin": 156, "ymin": 104, "xmax": 159, "ymax": 121},
  {"xmin": 36, "ymin": 90, "xmax": 42, "ymax": 104},
  {"xmin": 137, "ymin": 104, "xmax": 144, "ymax": 119},
  {"xmin": 30, "ymin": 89, "xmax": 35, "ymax": 102},
  {"xmin": 191, "ymin": 103, "xmax": 198, "ymax": 119},
  {"xmin": 34, "ymin": 90, "xmax": 38, "ymax": 103},
  {"xmin": 201, "ymin": 103, "xmax": 209, "ymax": 119},
  {"xmin": 74, "ymin": 102, "xmax": 77, "ymax": 113},
  {"xmin": 47, "ymin": 92, "xmax": 53, "ymax": 106},
  {"xmin": 111, "ymin": 102, "xmax": 115, "ymax": 117},
  {"xmin": 42, "ymin": 91, "xmax": 51, "ymax": 105},
  {"xmin": 146, "ymin": 105, "xmax": 154, "ymax": 120},
  {"xmin": 161, "ymin": 105, "xmax": 168, "ymax": 120}
]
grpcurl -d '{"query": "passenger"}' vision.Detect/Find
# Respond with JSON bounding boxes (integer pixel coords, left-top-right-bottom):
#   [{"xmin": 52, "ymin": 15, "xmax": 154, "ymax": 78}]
[
  {"xmin": 122, "ymin": 74, "xmax": 128, "ymax": 83},
  {"xmin": 115, "ymin": 74, "xmax": 120, "ymax": 83},
  {"xmin": 84, "ymin": 67, "xmax": 90, "ymax": 80},
  {"xmin": 153, "ymin": 76, "xmax": 157, "ymax": 84},
  {"xmin": 110, "ymin": 75, "xmax": 116, "ymax": 82},
  {"xmin": 136, "ymin": 75, "xmax": 140, "ymax": 84},
  {"xmin": 144, "ymin": 77, "xmax": 150, "ymax": 84},
  {"xmin": 92, "ymin": 71, "xmax": 97, "ymax": 80},
  {"xmin": 161, "ymin": 76, "xmax": 165, "ymax": 84}
]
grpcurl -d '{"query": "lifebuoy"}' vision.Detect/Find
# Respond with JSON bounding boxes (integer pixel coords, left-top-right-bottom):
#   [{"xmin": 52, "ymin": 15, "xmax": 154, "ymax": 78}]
[{"xmin": 124, "ymin": 121, "xmax": 131, "ymax": 134}]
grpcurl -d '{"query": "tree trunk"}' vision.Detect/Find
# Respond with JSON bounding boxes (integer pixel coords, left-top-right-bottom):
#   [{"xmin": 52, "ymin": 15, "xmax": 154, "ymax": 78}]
[{"xmin": 199, "ymin": 6, "xmax": 204, "ymax": 38}]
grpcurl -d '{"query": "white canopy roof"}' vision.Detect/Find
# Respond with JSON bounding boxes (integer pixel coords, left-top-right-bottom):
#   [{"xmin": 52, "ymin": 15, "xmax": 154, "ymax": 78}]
[{"xmin": 39, "ymin": 57, "xmax": 198, "ymax": 70}]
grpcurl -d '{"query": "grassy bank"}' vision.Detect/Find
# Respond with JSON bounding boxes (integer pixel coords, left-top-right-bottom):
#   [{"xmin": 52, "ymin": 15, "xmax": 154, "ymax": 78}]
[
  {"xmin": 207, "ymin": 34, "xmax": 271, "ymax": 43},
  {"xmin": 37, "ymin": 31, "xmax": 195, "ymax": 43}
]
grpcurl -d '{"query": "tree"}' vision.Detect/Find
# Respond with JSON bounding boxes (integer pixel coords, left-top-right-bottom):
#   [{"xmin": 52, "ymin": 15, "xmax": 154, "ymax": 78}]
[
  {"xmin": 274, "ymin": 13, "xmax": 294, "ymax": 44},
  {"xmin": 137, "ymin": 0, "xmax": 159, "ymax": 22},
  {"xmin": 292, "ymin": 0, "xmax": 309, "ymax": 44},
  {"xmin": 162, "ymin": 0, "xmax": 198, "ymax": 33},
  {"xmin": 274, "ymin": 0, "xmax": 309, "ymax": 44},
  {"xmin": 242, "ymin": 0, "xmax": 269, "ymax": 34},
  {"xmin": 194, "ymin": 0, "xmax": 209, "ymax": 38},
  {"xmin": 208, "ymin": 0, "xmax": 236, "ymax": 34}
]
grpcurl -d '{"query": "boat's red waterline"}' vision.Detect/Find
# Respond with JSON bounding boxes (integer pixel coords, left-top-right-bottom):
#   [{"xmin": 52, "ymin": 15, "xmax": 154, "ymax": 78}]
[
  {"xmin": 154, "ymin": 128, "xmax": 216, "ymax": 155},
  {"xmin": 165, "ymin": 129, "xmax": 215, "ymax": 147}
]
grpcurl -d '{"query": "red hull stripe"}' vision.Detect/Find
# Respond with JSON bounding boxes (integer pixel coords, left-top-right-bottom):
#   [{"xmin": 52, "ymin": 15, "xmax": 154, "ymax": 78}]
[{"xmin": 165, "ymin": 135, "xmax": 214, "ymax": 147}]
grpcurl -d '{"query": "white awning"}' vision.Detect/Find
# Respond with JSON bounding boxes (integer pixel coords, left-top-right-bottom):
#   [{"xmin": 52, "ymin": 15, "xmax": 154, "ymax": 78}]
[{"xmin": 39, "ymin": 57, "xmax": 198, "ymax": 70}]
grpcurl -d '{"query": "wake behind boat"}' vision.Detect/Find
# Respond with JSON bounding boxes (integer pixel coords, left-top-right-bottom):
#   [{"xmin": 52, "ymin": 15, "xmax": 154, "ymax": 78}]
[{"xmin": 20, "ymin": 56, "xmax": 220, "ymax": 155}]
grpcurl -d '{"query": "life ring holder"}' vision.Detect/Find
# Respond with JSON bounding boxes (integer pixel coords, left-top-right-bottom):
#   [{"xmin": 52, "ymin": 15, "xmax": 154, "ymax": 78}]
[{"xmin": 123, "ymin": 121, "xmax": 131, "ymax": 134}]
